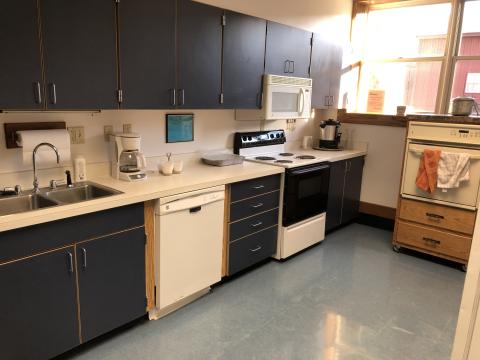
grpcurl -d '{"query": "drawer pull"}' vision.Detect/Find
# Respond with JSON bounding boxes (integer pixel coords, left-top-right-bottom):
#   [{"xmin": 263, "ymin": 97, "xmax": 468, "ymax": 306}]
[
  {"xmin": 251, "ymin": 221, "xmax": 263, "ymax": 228},
  {"xmin": 423, "ymin": 237, "xmax": 441, "ymax": 246},
  {"xmin": 426, "ymin": 212, "xmax": 445, "ymax": 220},
  {"xmin": 252, "ymin": 185, "xmax": 265, "ymax": 190},
  {"xmin": 251, "ymin": 202, "xmax": 264, "ymax": 209},
  {"xmin": 250, "ymin": 245, "xmax": 262, "ymax": 252},
  {"xmin": 67, "ymin": 252, "xmax": 74, "ymax": 273}
]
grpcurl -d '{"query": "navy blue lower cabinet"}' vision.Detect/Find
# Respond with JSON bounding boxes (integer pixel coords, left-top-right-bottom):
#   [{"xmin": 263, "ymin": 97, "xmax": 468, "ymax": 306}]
[{"xmin": 0, "ymin": 247, "xmax": 80, "ymax": 360}]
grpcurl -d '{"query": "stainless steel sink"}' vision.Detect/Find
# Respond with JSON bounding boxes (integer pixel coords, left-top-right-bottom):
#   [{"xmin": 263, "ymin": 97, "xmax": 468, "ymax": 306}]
[
  {"xmin": 0, "ymin": 193, "xmax": 58, "ymax": 216},
  {"xmin": 44, "ymin": 182, "xmax": 122, "ymax": 205}
]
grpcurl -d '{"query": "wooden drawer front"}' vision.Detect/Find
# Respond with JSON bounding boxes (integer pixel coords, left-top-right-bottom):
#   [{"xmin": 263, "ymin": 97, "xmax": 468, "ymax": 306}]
[
  {"xmin": 230, "ymin": 208, "xmax": 279, "ymax": 241},
  {"xmin": 399, "ymin": 198, "xmax": 476, "ymax": 235},
  {"xmin": 230, "ymin": 191, "xmax": 279, "ymax": 222},
  {"xmin": 396, "ymin": 221, "xmax": 472, "ymax": 261},
  {"xmin": 229, "ymin": 226, "xmax": 277, "ymax": 275},
  {"xmin": 230, "ymin": 175, "xmax": 280, "ymax": 202},
  {"xmin": 0, "ymin": 203, "xmax": 145, "ymax": 264}
]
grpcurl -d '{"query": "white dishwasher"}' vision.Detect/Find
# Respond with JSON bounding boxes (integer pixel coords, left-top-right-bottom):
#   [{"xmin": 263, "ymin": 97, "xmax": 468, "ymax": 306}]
[{"xmin": 152, "ymin": 185, "xmax": 225, "ymax": 317}]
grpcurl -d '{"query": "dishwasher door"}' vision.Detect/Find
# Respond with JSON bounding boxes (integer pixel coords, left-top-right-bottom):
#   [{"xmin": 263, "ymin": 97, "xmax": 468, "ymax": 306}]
[{"xmin": 155, "ymin": 185, "xmax": 225, "ymax": 309}]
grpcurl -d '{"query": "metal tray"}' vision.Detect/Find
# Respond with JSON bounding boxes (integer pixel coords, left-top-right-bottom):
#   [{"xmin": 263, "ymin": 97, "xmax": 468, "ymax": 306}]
[{"xmin": 202, "ymin": 154, "xmax": 244, "ymax": 167}]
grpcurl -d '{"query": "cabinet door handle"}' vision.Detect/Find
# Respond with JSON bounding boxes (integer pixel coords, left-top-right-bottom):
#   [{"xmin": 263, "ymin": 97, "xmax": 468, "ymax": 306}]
[
  {"xmin": 284, "ymin": 60, "xmax": 290, "ymax": 73},
  {"xmin": 425, "ymin": 212, "xmax": 444, "ymax": 220},
  {"xmin": 170, "ymin": 88, "xmax": 177, "ymax": 106},
  {"xmin": 289, "ymin": 60, "xmax": 295, "ymax": 74},
  {"xmin": 423, "ymin": 237, "xmax": 441, "ymax": 246},
  {"xmin": 178, "ymin": 89, "xmax": 185, "ymax": 106},
  {"xmin": 67, "ymin": 252, "xmax": 73, "ymax": 273},
  {"xmin": 329, "ymin": 95, "xmax": 334, "ymax": 106},
  {"xmin": 81, "ymin": 248, "xmax": 87, "ymax": 269},
  {"xmin": 252, "ymin": 185, "xmax": 265, "ymax": 190},
  {"xmin": 251, "ymin": 221, "xmax": 263, "ymax": 228},
  {"xmin": 33, "ymin": 82, "xmax": 42, "ymax": 104},
  {"xmin": 250, "ymin": 202, "xmax": 264, "ymax": 209},
  {"xmin": 49, "ymin": 83, "xmax": 57, "ymax": 104},
  {"xmin": 325, "ymin": 96, "xmax": 330, "ymax": 107},
  {"xmin": 250, "ymin": 245, "xmax": 262, "ymax": 252}
]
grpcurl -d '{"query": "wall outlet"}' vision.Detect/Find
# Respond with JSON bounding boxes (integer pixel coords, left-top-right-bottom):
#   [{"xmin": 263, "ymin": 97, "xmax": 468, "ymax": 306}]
[
  {"xmin": 123, "ymin": 123, "xmax": 132, "ymax": 133},
  {"xmin": 104, "ymin": 125, "xmax": 114, "ymax": 141},
  {"xmin": 68, "ymin": 126, "xmax": 85, "ymax": 144}
]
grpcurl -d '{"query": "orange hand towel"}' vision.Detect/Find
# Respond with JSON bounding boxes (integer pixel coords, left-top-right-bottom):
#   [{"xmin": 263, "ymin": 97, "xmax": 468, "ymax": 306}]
[{"xmin": 415, "ymin": 149, "xmax": 441, "ymax": 193}]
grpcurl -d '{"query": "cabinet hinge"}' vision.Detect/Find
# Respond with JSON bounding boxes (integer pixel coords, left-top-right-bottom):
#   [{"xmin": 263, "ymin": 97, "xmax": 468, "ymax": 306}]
[
  {"xmin": 117, "ymin": 89, "xmax": 123, "ymax": 103},
  {"xmin": 219, "ymin": 93, "xmax": 224, "ymax": 104},
  {"xmin": 115, "ymin": 0, "xmax": 120, "ymax": 3},
  {"xmin": 221, "ymin": 14, "xmax": 226, "ymax": 26},
  {"xmin": 308, "ymin": 65, "xmax": 311, "ymax": 75},
  {"xmin": 310, "ymin": 36, "xmax": 314, "ymax": 46}
]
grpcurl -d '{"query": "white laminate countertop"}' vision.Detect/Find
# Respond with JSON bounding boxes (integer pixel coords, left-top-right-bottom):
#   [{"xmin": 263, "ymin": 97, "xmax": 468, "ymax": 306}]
[{"xmin": 0, "ymin": 150, "xmax": 366, "ymax": 232}]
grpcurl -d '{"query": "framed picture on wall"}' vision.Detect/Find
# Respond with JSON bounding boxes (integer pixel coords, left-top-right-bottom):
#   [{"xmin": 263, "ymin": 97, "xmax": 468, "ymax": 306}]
[{"xmin": 166, "ymin": 114, "xmax": 194, "ymax": 143}]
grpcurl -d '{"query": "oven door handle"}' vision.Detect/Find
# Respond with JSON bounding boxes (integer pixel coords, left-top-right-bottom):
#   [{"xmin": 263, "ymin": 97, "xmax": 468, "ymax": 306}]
[{"xmin": 289, "ymin": 164, "xmax": 330, "ymax": 175}]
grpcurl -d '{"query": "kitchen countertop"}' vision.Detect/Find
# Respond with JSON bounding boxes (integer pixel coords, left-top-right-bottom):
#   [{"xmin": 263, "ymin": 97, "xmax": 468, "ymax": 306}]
[{"xmin": 0, "ymin": 150, "xmax": 366, "ymax": 232}]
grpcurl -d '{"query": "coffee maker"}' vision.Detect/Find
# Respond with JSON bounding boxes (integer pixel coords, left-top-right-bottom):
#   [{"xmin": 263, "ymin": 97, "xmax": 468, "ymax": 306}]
[
  {"xmin": 319, "ymin": 119, "xmax": 342, "ymax": 149},
  {"xmin": 111, "ymin": 133, "xmax": 147, "ymax": 181}
]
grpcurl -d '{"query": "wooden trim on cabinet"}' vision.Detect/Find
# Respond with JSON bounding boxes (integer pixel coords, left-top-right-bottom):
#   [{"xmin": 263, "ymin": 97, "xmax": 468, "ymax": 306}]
[
  {"xmin": 337, "ymin": 110, "xmax": 407, "ymax": 127},
  {"xmin": 222, "ymin": 186, "xmax": 230, "ymax": 277},
  {"xmin": 144, "ymin": 201, "xmax": 156, "ymax": 311},
  {"xmin": 359, "ymin": 201, "xmax": 397, "ymax": 220}
]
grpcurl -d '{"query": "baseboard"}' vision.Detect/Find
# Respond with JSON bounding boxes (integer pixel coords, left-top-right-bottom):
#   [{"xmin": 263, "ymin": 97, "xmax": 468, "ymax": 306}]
[
  {"xmin": 359, "ymin": 201, "xmax": 396, "ymax": 220},
  {"xmin": 356, "ymin": 213, "xmax": 395, "ymax": 231}
]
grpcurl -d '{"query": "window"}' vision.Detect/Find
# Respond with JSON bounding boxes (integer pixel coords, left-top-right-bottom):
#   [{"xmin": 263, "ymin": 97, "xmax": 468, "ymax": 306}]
[{"xmin": 346, "ymin": 0, "xmax": 480, "ymax": 115}]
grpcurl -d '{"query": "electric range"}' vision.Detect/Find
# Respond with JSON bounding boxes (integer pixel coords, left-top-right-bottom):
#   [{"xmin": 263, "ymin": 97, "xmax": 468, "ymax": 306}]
[{"xmin": 234, "ymin": 130, "xmax": 330, "ymax": 259}]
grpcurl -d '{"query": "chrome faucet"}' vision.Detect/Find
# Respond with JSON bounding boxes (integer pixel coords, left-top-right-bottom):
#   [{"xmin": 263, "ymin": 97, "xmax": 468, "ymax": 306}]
[{"xmin": 32, "ymin": 142, "xmax": 60, "ymax": 193}]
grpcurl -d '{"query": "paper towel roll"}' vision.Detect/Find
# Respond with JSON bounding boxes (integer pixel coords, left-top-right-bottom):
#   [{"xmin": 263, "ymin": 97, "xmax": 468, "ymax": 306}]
[{"xmin": 17, "ymin": 129, "xmax": 71, "ymax": 166}]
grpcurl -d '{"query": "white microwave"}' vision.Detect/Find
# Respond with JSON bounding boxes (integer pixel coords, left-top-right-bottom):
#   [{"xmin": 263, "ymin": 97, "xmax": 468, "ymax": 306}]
[{"xmin": 235, "ymin": 74, "xmax": 312, "ymax": 121}]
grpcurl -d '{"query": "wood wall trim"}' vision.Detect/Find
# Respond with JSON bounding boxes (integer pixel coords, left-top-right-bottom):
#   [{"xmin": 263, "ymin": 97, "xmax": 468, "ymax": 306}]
[
  {"xmin": 359, "ymin": 201, "xmax": 397, "ymax": 220},
  {"xmin": 144, "ymin": 200, "xmax": 156, "ymax": 311},
  {"xmin": 338, "ymin": 110, "xmax": 407, "ymax": 127},
  {"xmin": 222, "ymin": 187, "xmax": 230, "ymax": 277}
]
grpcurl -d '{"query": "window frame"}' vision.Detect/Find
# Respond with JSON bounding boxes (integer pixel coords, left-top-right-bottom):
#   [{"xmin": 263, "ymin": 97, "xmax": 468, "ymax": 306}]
[{"xmin": 351, "ymin": 0, "xmax": 480, "ymax": 115}]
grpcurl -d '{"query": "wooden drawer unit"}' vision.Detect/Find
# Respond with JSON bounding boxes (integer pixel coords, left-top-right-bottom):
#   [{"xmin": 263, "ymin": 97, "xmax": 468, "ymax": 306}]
[
  {"xmin": 228, "ymin": 226, "xmax": 278, "ymax": 275},
  {"xmin": 396, "ymin": 220, "xmax": 471, "ymax": 263},
  {"xmin": 230, "ymin": 208, "xmax": 279, "ymax": 241},
  {"xmin": 399, "ymin": 198, "xmax": 475, "ymax": 235},
  {"xmin": 224, "ymin": 174, "xmax": 281, "ymax": 276},
  {"xmin": 230, "ymin": 191, "xmax": 280, "ymax": 222},
  {"xmin": 230, "ymin": 174, "xmax": 280, "ymax": 202}
]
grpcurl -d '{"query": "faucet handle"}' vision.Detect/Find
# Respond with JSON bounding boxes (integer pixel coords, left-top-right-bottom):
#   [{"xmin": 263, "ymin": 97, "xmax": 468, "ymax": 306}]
[
  {"xmin": 1, "ymin": 185, "xmax": 22, "ymax": 196},
  {"xmin": 14, "ymin": 185, "xmax": 22, "ymax": 195},
  {"xmin": 50, "ymin": 179, "xmax": 66, "ymax": 189}
]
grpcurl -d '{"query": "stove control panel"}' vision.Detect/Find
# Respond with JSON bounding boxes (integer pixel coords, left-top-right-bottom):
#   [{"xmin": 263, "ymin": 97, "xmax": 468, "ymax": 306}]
[
  {"xmin": 408, "ymin": 121, "xmax": 480, "ymax": 145},
  {"xmin": 234, "ymin": 130, "xmax": 286, "ymax": 153}
]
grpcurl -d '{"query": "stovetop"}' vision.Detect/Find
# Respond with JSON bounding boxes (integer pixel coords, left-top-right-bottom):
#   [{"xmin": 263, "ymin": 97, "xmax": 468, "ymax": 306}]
[{"xmin": 245, "ymin": 151, "xmax": 324, "ymax": 168}]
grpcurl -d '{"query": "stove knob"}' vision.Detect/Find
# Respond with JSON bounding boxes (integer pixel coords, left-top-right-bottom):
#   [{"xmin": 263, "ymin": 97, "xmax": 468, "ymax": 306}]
[
  {"xmin": 276, "ymin": 133, "xmax": 280, "ymax": 138},
  {"xmin": 248, "ymin": 136, "xmax": 252, "ymax": 141},
  {"xmin": 242, "ymin": 136, "xmax": 247, "ymax": 142},
  {"xmin": 270, "ymin": 134, "xmax": 274, "ymax": 139}
]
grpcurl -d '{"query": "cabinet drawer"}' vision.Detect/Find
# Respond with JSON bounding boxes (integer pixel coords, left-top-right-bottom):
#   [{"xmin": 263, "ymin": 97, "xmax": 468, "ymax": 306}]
[
  {"xmin": 230, "ymin": 175, "xmax": 280, "ymax": 202},
  {"xmin": 230, "ymin": 191, "xmax": 279, "ymax": 222},
  {"xmin": 399, "ymin": 198, "xmax": 476, "ymax": 235},
  {"xmin": 396, "ymin": 220, "xmax": 472, "ymax": 261},
  {"xmin": 229, "ymin": 226, "xmax": 277, "ymax": 275},
  {"xmin": 0, "ymin": 202, "xmax": 145, "ymax": 264},
  {"xmin": 230, "ymin": 208, "xmax": 279, "ymax": 241}
]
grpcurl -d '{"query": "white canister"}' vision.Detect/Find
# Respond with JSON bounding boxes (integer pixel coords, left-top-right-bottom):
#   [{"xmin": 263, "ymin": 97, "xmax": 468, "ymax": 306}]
[
  {"xmin": 161, "ymin": 161, "xmax": 174, "ymax": 176},
  {"xmin": 173, "ymin": 161, "xmax": 184, "ymax": 174},
  {"xmin": 73, "ymin": 156, "xmax": 87, "ymax": 182}
]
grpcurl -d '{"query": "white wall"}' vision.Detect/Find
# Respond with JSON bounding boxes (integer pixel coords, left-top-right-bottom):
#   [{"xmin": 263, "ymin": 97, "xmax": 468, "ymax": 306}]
[{"xmin": 341, "ymin": 123, "xmax": 406, "ymax": 208}]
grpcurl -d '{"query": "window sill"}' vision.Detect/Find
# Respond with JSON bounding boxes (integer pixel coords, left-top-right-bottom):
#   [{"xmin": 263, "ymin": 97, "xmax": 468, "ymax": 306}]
[{"xmin": 337, "ymin": 110, "xmax": 480, "ymax": 127}]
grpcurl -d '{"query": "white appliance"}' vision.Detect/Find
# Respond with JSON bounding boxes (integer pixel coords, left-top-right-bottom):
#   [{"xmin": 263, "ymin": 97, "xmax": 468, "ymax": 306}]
[
  {"xmin": 235, "ymin": 74, "xmax": 312, "ymax": 121},
  {"xmin": 234, "ymin": 130, "xmax": 329, "ymax": 259},
  {"xmin": 111, "ymin": 133, "xmax": 147, "ymax": 182},
  {"xmin": 401, "ymin": 121, "xmax": 480, "ymax": 210},
  {"xmin": 150, "ymin": 185, "xmax": 225, "ymax": 319}
]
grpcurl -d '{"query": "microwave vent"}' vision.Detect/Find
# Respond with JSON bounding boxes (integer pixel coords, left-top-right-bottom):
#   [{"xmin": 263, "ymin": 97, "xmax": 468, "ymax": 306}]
[{"xmin": 267, "ymin": 75, "xmax": 312, "ymax": 87}]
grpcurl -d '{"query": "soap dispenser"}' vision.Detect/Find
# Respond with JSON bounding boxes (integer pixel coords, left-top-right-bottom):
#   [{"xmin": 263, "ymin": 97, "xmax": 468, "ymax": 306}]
[{"xmin": 73, "ymin": 155, "xmax": 87, "ymax": 182}]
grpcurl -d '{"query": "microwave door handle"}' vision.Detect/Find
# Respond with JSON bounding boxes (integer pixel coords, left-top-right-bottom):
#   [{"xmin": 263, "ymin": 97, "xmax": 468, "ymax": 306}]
[{"xmin": 298, "ymin": 88, "xmax": 305, "ymax": 115}]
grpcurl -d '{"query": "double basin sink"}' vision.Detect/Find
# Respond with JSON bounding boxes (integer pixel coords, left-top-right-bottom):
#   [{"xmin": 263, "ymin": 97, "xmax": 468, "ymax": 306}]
[{"xmin": 0, "ymin": 182, "xmax": 122, "ymax": 217}]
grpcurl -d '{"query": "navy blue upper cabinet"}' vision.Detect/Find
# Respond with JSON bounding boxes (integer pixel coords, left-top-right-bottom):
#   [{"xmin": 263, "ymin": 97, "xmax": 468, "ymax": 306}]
[
  {"xmin": 310, "ymin": 33, "xmax": 343, "ymax": 109},
  {"xmin": 118, "ymin": 0, "xmax": 176, "ymax": 109},
  {"xmin": 0, "ymin": 0, "xmax": 43, "ymax": 110},
  {"xmin": 40, "ymin": 0, "xmax": 118, "ymax": 109},
  {"xmin": 177, "ymin": 0, "xmax": 223, "ymax": 108},
  {"xmin": 265, "ymin": 21, "xmax": 313, "ymax": 78},
  {"xmin": 222, "ymin": 11, "xmax": 266, "ymax": 109}
]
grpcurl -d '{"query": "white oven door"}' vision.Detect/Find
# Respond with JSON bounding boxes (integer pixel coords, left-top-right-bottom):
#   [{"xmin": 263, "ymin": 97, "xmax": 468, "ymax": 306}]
[{"xmin": 401, "ymin": 141, "xmax": 480, "ymax": 209}]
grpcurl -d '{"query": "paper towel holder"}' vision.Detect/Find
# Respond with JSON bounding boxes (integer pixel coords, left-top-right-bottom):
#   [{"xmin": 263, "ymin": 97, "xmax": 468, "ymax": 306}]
[{"xmin": 4, "ymin": 122, "xmax": 67, "ymax": 149}]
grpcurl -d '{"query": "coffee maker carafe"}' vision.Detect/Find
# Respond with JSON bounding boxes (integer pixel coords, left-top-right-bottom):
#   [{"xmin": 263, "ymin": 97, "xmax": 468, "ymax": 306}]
[
  {"xmin": 111, "ymin": 133, "xmax": 147, "ymax": 181},
  {"xmin": 319, "ymin": 119, "xmax": 341, "ymax": 149}
]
